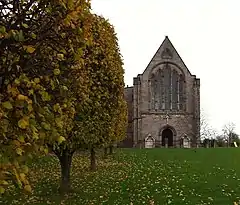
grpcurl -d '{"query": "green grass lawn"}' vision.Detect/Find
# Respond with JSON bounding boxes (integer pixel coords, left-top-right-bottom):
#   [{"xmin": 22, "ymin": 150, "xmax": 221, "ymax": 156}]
[{"xmin": 2, "ymin": 148, "xmax": 240, "ymax": 205}]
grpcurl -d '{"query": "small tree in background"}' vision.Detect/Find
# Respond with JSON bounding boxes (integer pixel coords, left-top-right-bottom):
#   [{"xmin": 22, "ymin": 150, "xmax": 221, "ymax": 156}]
[
  {"xmin": 200, "ymin": 110, "xmax": 217, "ymax": 141},
  {"xmin": 215, "ymin": 135, "xmax": 226, "ymax": 147},
  {"xmin": 229, "ymin": 132, "xmax": 239, "ymax": 147},
  {"xmin": 222, "ymin": 122, "xmax": 237, "ymax": 147}
]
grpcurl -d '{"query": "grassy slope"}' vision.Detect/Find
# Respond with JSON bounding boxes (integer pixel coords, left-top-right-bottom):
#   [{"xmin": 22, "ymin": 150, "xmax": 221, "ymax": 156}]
[{"xmin": 2, "ymin": 148, "xmax": 240, "ymax": 205}]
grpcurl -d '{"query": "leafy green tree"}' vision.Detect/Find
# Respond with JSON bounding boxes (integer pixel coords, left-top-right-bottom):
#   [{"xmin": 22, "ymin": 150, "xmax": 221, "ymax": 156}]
[{"xmin": 0, "ymin": 0, "xmax": 92, "ymax": 194}]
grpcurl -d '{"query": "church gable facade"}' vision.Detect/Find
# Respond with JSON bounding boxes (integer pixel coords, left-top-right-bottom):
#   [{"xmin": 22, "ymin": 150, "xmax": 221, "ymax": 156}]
[{"xmin": 122, "ymin": 36, "xmax": 200, "ymax": 148}]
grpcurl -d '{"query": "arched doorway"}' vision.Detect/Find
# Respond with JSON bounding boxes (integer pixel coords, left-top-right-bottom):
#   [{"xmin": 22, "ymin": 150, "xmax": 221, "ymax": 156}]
[{"xmin": 162, "ymin": 128, "xmax": 174, "ymax": 147}]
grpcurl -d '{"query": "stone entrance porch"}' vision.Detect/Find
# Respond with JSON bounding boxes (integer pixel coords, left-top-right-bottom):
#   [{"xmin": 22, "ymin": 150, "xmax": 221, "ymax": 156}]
[{"xmin": 159, "ymin": 125, "xmax": 177, "ymax": 148}]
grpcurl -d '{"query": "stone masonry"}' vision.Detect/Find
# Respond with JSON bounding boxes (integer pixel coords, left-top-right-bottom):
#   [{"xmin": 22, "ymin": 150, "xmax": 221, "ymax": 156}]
[{"xmin": 121, "ymin": 36, "xmax": 200, "ymax": 148}]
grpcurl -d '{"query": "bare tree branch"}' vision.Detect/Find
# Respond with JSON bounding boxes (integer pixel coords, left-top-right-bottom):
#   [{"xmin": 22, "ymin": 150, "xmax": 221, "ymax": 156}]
[
  {"xmin": 222, "ymin": 122, "xmax": 236, "ymax": 147},
  {"xmin": 200, "ymin": 109, "xmax": 217, "ymax": 140}
]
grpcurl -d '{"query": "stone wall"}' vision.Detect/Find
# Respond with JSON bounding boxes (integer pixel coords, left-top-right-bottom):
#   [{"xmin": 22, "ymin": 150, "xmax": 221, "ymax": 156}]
[{"xmin": 139, "ymin": 113, "xmax": 195, "ymax": 147}]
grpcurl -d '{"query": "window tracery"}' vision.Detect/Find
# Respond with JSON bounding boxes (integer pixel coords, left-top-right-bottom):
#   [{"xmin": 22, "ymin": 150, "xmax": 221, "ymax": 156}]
[{"xmin": 150, "ymin": 64, "xmax": 185, "ymax": 111}]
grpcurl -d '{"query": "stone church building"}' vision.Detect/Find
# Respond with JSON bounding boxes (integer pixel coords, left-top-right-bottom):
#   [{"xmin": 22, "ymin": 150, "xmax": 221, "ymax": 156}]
[{"xmin": 122, "ymin": 36, "xmax": 200, "ymax": 148}]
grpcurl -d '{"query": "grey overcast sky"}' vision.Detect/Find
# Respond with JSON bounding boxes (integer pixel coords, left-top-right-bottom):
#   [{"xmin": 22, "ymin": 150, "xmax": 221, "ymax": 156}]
[{"xmin": 91, "ymin": 0, "xmax": 240, "ymax": 135}]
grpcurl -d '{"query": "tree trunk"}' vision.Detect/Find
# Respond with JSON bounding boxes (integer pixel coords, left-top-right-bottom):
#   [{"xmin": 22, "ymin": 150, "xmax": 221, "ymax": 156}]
[
  {"xmin": 57, "ymin": 150, "xmax": 74, "ymax": 194},
  {"xmin": 109, "ymin": 145, "xmax": 113, "ymax": 155},
  {"xmin": 90, "ymin": 148, "xmax": 96, "ymax": 171},
  {"xmin": 104, "ymin": 147, "xmax": 108, "ymax": 157}
]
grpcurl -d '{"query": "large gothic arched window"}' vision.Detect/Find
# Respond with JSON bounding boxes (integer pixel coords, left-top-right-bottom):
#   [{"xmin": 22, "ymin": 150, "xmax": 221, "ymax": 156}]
[{"xmin": 150, "ymin": 63, "xmax": 185, "ymax": 111}]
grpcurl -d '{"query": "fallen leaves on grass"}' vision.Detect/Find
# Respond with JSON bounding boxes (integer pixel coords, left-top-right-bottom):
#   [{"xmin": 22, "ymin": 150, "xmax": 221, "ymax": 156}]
[{"xmin": 2, "ymin": 149, "xmax": 240, "ymax": 205}]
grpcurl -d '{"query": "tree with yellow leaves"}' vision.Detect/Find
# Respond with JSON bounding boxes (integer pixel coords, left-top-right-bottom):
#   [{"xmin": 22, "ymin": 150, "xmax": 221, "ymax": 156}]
[
  {"xmin": 72, "ymin": 14, "xmax": 127, "ymax": 171},
  {"xmin": 0, "ymin": 0, "xmax": 92, "ymax": 194},
  {"xmin": 1, "ymin": 0, "xmax": 127, "ymax": 195},
  {"xmin": 52, "ymin": 14, "xmax": 127, "ymax": 193}
]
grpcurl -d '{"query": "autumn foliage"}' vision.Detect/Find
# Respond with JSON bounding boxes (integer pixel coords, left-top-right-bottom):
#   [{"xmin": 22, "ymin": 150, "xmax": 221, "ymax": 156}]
[
  {"xmin": 74, "ymin": 14, "xmax": 127, "ymax": 150},
  {"xmin": 0, "ymin": 0, "xmax": 127, "ymax": 194}
]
